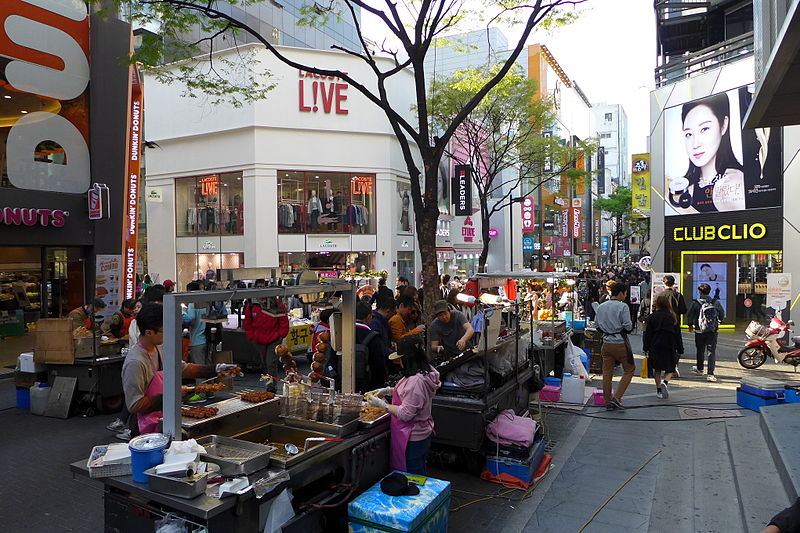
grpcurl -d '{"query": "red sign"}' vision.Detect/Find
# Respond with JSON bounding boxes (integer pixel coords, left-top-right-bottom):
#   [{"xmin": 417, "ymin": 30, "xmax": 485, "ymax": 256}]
[
  {"xmin": 318, "ymin": 271, "xmax": 339, "ymax": 279},
  {"xmin": 200, "ymin": 176, "xmax": 218, "ymax": 196},
  {"xmin": 462, "ymin": 216, "xmax": 475, "ymax": 242},
  {"xmin": 744, "ymin": 298, "xmax": 752, "ymax": 308},
  {"xmin": 298, "ymin": 70, "xmax": 349, "ymax": 115},
  {"xmin": 88, "ymin": 187, "xmax": 101, "ymax": 219},
  {"xmin": 571, "ymin": 207, "xmax": 583, "ymax": 239},
  {"xmin": 521, "ymin": 197, "xmax": 535, "ymax": 233},
  {"xmin": 122, "ymin": 64, "xmax": 143, "ymax": 300},
  {"xmin": 351, "ymin": 176, "xmax": 373, "ymax": 195},
  {"xmin": 0, "ymin": 207, "xmax": 68, "ymax": 227}
]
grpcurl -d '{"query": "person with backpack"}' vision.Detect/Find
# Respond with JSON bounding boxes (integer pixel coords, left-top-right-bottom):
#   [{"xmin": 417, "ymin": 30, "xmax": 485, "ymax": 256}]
[
  {"xmin": 686, "ymin": 283, "xmax": 725, "ymax": 382},
  {"xmin": 355, "ymin": 301, "xmax": 392, "ymax": 392}
]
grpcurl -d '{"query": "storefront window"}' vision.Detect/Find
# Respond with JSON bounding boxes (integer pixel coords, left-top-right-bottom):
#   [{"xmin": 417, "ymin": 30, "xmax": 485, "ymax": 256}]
[
  {"xmin": 278, "ymin": 252, "xmax": 375, "ymax": 276},
  {"xmin": 398, "ymin": 251, "xmax": 416, "ymax": 283},
  {"xmin": 278, "ymin": 171, "xmax": 376, "ymax": 235},
  {"xmin": 176, "ymin": 252, "xmax": 243, "ymax": 291},
  {"xmin": 175, "ymin": 172, "xmax": 244, "ymax": 237}
]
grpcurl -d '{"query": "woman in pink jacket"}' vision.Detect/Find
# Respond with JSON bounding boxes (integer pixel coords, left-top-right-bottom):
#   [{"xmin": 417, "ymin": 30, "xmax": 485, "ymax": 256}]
[{"xmin": 368, "ymin": 336, "xmax": 441, "ymax": 475}]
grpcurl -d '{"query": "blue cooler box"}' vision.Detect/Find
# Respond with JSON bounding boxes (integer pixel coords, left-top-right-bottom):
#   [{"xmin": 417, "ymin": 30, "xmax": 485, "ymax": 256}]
[
  {"xmin": 785, "ymin": 387, "xmax": 800, "ymax": 403},
  {"xmin": 485, "ymin": 438, "xmax": 545, "ymax": 484},
  {"xmin": 736, "ymin": 387, "xmax": 785, "ymax": 412},
  {"xmin": 348, "ymin": 473, "xmax": 450, "ymax": 533}
]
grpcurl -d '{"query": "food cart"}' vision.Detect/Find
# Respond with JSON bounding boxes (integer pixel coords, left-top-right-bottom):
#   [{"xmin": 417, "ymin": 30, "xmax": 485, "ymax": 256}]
[
  {"xmin": 429, "ymin": 272, "xmax": 579, "ymax": 470},
  {"xmin": 71, "ymin": 279, "xmax": 392, "ymax": 532}
]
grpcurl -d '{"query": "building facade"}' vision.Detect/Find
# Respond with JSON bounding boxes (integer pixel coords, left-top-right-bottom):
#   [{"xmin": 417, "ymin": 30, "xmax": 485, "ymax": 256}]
[
  {"xmin": 144, "ymin": 44, "xmax": 419, "ymax": 289},
  {"xmin": 592, "ymin": 103, "xmax": 629, "ymax": 190},
  {"xmin": 649, "ymin": 0, "xmax": 799, "ymax": 326}
]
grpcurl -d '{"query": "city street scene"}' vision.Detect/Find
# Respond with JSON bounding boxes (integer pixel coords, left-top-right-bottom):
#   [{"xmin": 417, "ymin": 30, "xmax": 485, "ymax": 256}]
[{"xmin": 2, "ymin": 0, "xmax": 800, "ymax": 531}]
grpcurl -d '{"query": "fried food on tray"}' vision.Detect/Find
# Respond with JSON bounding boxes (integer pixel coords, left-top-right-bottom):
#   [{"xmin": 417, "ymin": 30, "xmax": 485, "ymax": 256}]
[
  {"xmin": 195, "ymin": 382, "xmax": 225, "ymax": 393},
  {"xmin": 217, "ymin": 366, "xmax": 242, "ymax": 377},
  {"xmin": 312, "ymin": 352, "xmax": 326, "ymax": 363},
  {"xmin": 73, "ymin": 326, "xmax": 94, "ymax": 338},
  {"xmin": 240, "ymin": 390, "xmax": 276, "ymax": 403},
  {"xmin": 182, "ymin": 406, "xmax": 219, "ymax": 419},
  {"xmin": 360, "ymin": 404, "xmax": 387, "ymax": 422}
]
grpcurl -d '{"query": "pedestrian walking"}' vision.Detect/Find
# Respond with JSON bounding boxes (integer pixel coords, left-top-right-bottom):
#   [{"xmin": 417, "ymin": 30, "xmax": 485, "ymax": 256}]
[
  {"xmin": 661, "ymin": 274, "xmax": 687, "ymax": 375},
  {"xmin": 686, "ymin": 283, "xmax": 725, "ymax": 382},
  {"xmin": 643, "ymin": 292, "xmax": 683, "ymax": 399},
  {"xmin": 595, "ymin": 282, "xmax": 635, "ymax": 410}
]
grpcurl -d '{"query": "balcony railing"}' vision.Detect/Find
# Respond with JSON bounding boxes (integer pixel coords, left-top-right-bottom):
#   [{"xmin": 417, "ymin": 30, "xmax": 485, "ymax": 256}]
[{"xmin": 655, "ymin": 31, "xmax": 754, "ymax": 87}]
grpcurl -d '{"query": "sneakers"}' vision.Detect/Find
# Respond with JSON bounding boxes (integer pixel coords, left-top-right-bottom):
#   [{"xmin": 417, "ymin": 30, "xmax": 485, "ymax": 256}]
[
  {"xmin": 661, "ymin": 381, "xmax": 669, "ymax": 399},
  {"xmin": 674, "ymin": 367, "xmax": 680, "ymax": 378},
  {"xmin": 656, "ymin": 390, "xmax": 664, "ymax": 399},
  {"xmin": 707, "ymin": 375, "xmax": 718, "ymax": 382},
  {"xmin": 691, "ymin": 366, "xmax": 703, "ymax": 375},
  {"xmin": 606, "ymin": 398, "xmax": 625, "ymax": 411},
  {"xmin": 106, "ymin": 418, "xmax": 126, "ymax": 432},
  {"xmin": 115, "ymin": 429, "xmax": 131, "ymax": 441}
]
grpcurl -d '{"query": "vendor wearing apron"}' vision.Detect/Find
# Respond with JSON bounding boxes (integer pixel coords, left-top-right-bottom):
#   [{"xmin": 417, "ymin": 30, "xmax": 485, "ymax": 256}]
[
  {"xmin": 68, "ymin": 298, "xmax": 106, "ymax": 330},
  {"xmin": 367, "ymin": 336, "xmax": 441, "ymax": 475},
  {"xmin": 121, "ymin": 303, "xmax": 236, "ymax": 435}
]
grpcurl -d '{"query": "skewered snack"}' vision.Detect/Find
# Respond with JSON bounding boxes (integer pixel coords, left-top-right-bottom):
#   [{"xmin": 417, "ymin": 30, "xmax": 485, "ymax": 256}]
[
  {"xmin": 318, "ymin": 331, "xmax": 331, "ymax": 343},
  {"xmin": 240, "ymin": 390, "xmax": 276, "ymax": 403},
  {"xmin": 275, "ymin": 344, "xmax": 289, "ymax": 356},
  {"xmin": 360, "ymin": 404, "xmax": 387, "ymax": 422},
  {"xmin": 315, "ymin": 342, "xmax": 329, "ymax": 354},
  {"xmin": 73, "ymin": 326, "xmax": 94, "ymax": 338},
  {"xmin": 312, "ymin": 352, "xmax": 326, "ymax": 363},
  {"xmin": 309, "ymin": 371, "xmax": 323, "ymax": 384},
  {"xmin": 182, "ymin": 406, "xmax": 218, "ymax": 419},
  {"xmin": 217, "ymin": 366, "xmax": 241, "ymax": 377},
  {"xmin": 195, "ymin": 382, "xmax": 225, "ymax": 393},
  {"xmin": 311, "ymin": 361, "xmax": 323, "ymax": 372}
]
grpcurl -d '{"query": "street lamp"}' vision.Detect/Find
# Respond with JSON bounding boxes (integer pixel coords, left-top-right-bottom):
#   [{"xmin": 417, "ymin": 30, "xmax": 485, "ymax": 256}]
[{"xmin": 509, "ymin": 197, "xmax": 525, "ymax": 272}]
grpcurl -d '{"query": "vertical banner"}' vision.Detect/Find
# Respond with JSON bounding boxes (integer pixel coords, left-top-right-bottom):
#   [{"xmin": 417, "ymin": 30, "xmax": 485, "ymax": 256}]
[
  {"xmin": 597, "ymin": 149, "xmax": 605, "ymax": 195},
  {"xmin": 561, "ymin": 208, "xmax": 570, "ymax": 237},
  {"xmin": 122, "ymin": 63, "xmax": 143, "ymax": 299},
  {"xmin": 453, "ymin": 165, "xmax": 472, "ymax": 216},
  {"xmin": 632, "ymin": 153, "xmax": 651, "ymax": 218},
  {"xmin": 95, "ymin": 255, "xmax": 122, "ymax": 322},
  {"xmin": 521, "ymin": 197, "xmax": 535, "ymax": 233},
  {"xmin": 570, "ymin": 199, "xmax": 583, "ymax": 239}
]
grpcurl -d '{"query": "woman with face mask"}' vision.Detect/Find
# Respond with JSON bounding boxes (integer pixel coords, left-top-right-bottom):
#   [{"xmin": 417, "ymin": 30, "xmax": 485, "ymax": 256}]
[{"xmin": 668, "ymin": 92, "xmax": 745, "ymax": 213}]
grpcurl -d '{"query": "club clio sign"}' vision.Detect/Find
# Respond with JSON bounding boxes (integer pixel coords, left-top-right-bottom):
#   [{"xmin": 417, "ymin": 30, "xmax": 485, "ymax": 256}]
[{"xmin": 298, "ymin": 70, "xmax": 349, "ymax": 115}]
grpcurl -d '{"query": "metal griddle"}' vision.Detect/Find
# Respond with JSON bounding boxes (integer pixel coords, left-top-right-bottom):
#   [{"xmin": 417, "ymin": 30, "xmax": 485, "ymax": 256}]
[{"xmin": 232, "ymin": 423, "xmax": 334, "ymax": 468}]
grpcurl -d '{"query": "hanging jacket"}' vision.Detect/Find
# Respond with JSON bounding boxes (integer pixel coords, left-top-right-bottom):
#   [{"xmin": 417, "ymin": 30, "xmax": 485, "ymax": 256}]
[{"xmin": 243, "ymin": 300, "xmax": 289, "ymax": 346}]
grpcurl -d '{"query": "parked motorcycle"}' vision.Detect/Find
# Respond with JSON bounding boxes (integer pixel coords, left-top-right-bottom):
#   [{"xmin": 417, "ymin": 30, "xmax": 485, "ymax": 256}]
[{"xmin": 738, "ymin": 317, "xmax": 800, "ymax": 370}]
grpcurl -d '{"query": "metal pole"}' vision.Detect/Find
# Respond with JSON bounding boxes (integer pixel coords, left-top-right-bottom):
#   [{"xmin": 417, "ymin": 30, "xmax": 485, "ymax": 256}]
[
  {"xmin": 339, "ymin": 287, "xmax": 356, "ymax": 393},
  {"xmin": 538, "ymin": 177, "xmax": 544, "ymax": 272},
  {"xmin": 162, "ymin": 292, "xmax": 182, "ymax": 439}
]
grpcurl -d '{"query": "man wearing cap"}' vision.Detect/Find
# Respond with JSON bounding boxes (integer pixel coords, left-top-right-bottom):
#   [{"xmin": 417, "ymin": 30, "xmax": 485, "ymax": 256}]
[
  {"xmin": 163, "ymin": 280, "xmax": 176, "ymax": 293},
  {"xmin": 429, "ymin": 300, "xmax": 474, "ymax": 357}
]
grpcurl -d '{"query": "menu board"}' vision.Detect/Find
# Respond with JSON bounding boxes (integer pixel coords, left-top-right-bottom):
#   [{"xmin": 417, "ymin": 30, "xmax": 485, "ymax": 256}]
[{"xmin": 94, "ymin": 255, "xmax": 121, "ymax": 322}]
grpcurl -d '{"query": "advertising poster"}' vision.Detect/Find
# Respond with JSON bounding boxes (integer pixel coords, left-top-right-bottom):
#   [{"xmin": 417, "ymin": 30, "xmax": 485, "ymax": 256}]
[
  {"xmin": 631, "ymin": 154, "xmax": 650, "ymax": 218},
  {"xmin": 663, "ymin": 86, "xmax": 782, "ymax": 216},
  {"xmin": 767, "ymin": 273, "xmax": 792, "ymax": 311},
  {"xmin": 651, "ymin": 272, "xmax": 680, "ymax": 309},
  {"xmin": 95, "ymin": 255, "xmax": 121, "ymax": 322},
  {"xmin": 630, "ymin": 285, "xmax": 641, "ymax": 305},
  {"xmin": 453, "ymin": 164, "xmax": 472, "ymax": 216},
  {"xmin": 692, "ymin": 262, "xmax": 727, "ymax": 311},
  {"xmin": 521, "ymin": 197, "xmax": 535, "ymax": 233}
]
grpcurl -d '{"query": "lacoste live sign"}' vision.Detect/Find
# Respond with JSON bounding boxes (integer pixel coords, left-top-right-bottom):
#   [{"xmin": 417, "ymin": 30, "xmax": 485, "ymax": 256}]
[{"xmin": 672, "ymin": 222, "xmax": 767, "ymax": 242}]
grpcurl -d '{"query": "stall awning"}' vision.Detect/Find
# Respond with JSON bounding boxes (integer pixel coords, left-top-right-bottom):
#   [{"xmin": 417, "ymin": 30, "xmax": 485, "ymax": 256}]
[{"xmin": 744, "ymin": 1, "xmax": 800, "ymax": 128}]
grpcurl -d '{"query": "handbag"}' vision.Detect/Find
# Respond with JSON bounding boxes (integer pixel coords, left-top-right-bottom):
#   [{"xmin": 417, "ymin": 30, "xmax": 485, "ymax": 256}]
[{"xmin": 640, "ymin": 356, "xmax": 649, "ymax": 378}]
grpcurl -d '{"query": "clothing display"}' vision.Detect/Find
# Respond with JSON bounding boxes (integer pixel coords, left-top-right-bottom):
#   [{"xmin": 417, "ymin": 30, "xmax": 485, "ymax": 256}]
[
  {"xmin": 279, "ymin": 203, "xmax": 304, "ymax": 231},
  {"xmin": 344, "ymin": 204, "xmax": 370, "ymax": 232},
  {"xmin": 186, "ymin": 205, "xmax": 243, "ymax": 234}
]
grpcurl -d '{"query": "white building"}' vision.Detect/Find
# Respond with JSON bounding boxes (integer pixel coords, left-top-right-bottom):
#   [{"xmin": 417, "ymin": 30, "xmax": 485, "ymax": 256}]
[
  {"xmin": 143, "ymin": 44, "xmax": 420, "ymax": 289},
  {"xmin": 592, "ymin": 103, "xmax": 629, "ymax": 190}
]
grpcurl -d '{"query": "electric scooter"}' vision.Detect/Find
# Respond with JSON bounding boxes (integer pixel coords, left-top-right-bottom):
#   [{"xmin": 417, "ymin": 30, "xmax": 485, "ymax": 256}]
[{"xmin": 738, "ymin": 317, "xmax": 800, "ymax": 370}]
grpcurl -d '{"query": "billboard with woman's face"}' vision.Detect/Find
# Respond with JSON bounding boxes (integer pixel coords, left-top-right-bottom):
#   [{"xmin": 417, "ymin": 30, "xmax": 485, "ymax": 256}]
[{"xmin": 664, "ymin": 86, "xmax": 782, "ymax": 216}]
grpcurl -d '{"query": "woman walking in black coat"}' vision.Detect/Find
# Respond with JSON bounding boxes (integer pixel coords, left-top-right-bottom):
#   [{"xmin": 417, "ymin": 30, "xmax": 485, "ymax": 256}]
[{"xmin": 643, "ymin": 292, "xmax": 684, "ymax": 399}]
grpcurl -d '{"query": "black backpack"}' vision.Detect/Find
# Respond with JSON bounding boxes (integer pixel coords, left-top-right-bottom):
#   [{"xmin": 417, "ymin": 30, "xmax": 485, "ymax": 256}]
[{"xmin": 355, "ymin": 330, "xmax": 379, "ymax": 380}]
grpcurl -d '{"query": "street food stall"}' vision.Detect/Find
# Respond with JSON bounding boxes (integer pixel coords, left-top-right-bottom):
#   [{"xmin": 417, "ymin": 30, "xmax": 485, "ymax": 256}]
[{"xmin": 70, "ymin": 279, "xmax": 393, "ymax": 532}]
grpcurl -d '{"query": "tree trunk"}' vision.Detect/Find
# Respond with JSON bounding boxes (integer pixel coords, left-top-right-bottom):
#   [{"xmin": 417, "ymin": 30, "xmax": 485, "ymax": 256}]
[
  {"xmin": 479, "ymin": 209, "xmax": 491, "ymax": 273},
  {"xmin": 416, "ymin": 167, "xmax": 442, "ymax": 323}
]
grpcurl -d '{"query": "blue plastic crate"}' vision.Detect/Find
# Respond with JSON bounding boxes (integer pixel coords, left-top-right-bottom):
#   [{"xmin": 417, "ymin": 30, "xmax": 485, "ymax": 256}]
[
  {"xmin": 543, "ymin": 377, "xmax": 561, "ymax": 387},
  {"xmin": 573, "ymin": 320, "xmax": 586, "ymax": 331},
  {"xmin": 16, "ymin": 388, "xmax": 30, "ymax": 410},
  {"xmin": 736, "ymin": 387, "xmax": 785, "ymax": 412},
  {"xmin": 348, "ymin": 473, "xmax": 450, "ymax": 533},
  {"xmin": 486, "ymin": 439, "xmax": 545, "ymax": 485}
]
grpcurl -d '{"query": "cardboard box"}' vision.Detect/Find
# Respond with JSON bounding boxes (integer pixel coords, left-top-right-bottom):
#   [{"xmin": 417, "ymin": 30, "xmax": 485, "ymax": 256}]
[{"xmin": 34, "ymin": 319, "xmax": 74, "ymax": 364}]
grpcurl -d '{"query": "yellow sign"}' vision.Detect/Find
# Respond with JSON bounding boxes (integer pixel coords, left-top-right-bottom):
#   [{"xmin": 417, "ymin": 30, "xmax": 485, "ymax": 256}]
[
  {"xmin": 631, "ymin": 154, "xmax": 650, "ymax": 218},
  {"xmin": 673, "ymin": 223, "xmax": 767, "ymax": 242}
]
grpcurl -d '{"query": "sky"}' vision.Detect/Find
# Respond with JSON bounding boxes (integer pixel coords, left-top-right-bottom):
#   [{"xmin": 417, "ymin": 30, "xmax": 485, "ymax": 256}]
[{"xmin": 360, "ymin": 0, "xmax": 657, "ymax": 155}]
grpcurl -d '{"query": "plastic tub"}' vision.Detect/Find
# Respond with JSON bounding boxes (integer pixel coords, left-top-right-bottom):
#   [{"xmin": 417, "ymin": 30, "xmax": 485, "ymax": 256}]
[
  {"xmin": 129, "ymin": 433, "xmax": 169, "ymax": 483},
  {"xmin": 561, "ymin": 375, "xmax": 585, "ymax": 404},
  {"xmin": 30, "ymin": 383, "xmax": 50, "ymax": 415},
  {"xmin": 16, "ymin": 388, "xmax": 30, "ymax": 410},
  {"xmin": 543, "ymin": 377, "xmax": 561, "ymax": 387}
]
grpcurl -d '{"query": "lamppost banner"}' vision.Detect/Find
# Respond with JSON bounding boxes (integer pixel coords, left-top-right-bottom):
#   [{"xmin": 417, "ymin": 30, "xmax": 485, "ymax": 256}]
[
  {"xmin": 453, "ymin": 165, "xmax": 472, "ymax": 216},
  {"xmin": 632, "ymin": 153, "xmax": 650, "ymax": 218}
]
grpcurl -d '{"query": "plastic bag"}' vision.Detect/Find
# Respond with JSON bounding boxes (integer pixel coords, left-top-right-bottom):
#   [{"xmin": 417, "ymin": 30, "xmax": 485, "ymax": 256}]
[
  {"xmin": 165, "ymin": 438, "xmax": 207, "ymax": 457},
  {"xmin": 565, "ymin": 339, "xmax": 589, "ymax": 380},
  {"xmin": 262, "ymin": 488, "xmax": 294, "ymax": 533},
  {"xmin": 640, "ymin": 356, "xmax": 649, "ymax": 379},
  {"xmin": 155, "ymin": 513, "xmax": 188, "ymax": 533}
]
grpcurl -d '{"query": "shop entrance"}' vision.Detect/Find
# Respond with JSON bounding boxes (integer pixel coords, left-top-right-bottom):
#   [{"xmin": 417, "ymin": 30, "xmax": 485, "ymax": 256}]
[{"xmin": 679, "ymin": 250, "xmax": 782, "ymax": 327}]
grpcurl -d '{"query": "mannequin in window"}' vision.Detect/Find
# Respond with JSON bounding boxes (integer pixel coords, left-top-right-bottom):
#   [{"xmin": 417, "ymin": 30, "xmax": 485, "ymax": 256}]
[
  {"xmin": 205, "ymin": 262, "xmax": 216, "ymax": 283},
  {"xmin": 398, "ymin": 188, "xmax": 411, "ymax": 232},
  {"xmin": 308, "ymin": 189, "xmax": 322, "ymax": 231},
  {"xmin": 324, "ymin": 179, "xmax": 336, "ymax": 231}
]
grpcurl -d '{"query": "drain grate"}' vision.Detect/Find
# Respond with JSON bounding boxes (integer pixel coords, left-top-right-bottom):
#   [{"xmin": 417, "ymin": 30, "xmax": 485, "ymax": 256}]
[{"xmin": 544, "ymin": 439, "xmax": 558, "ymax": 454}]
